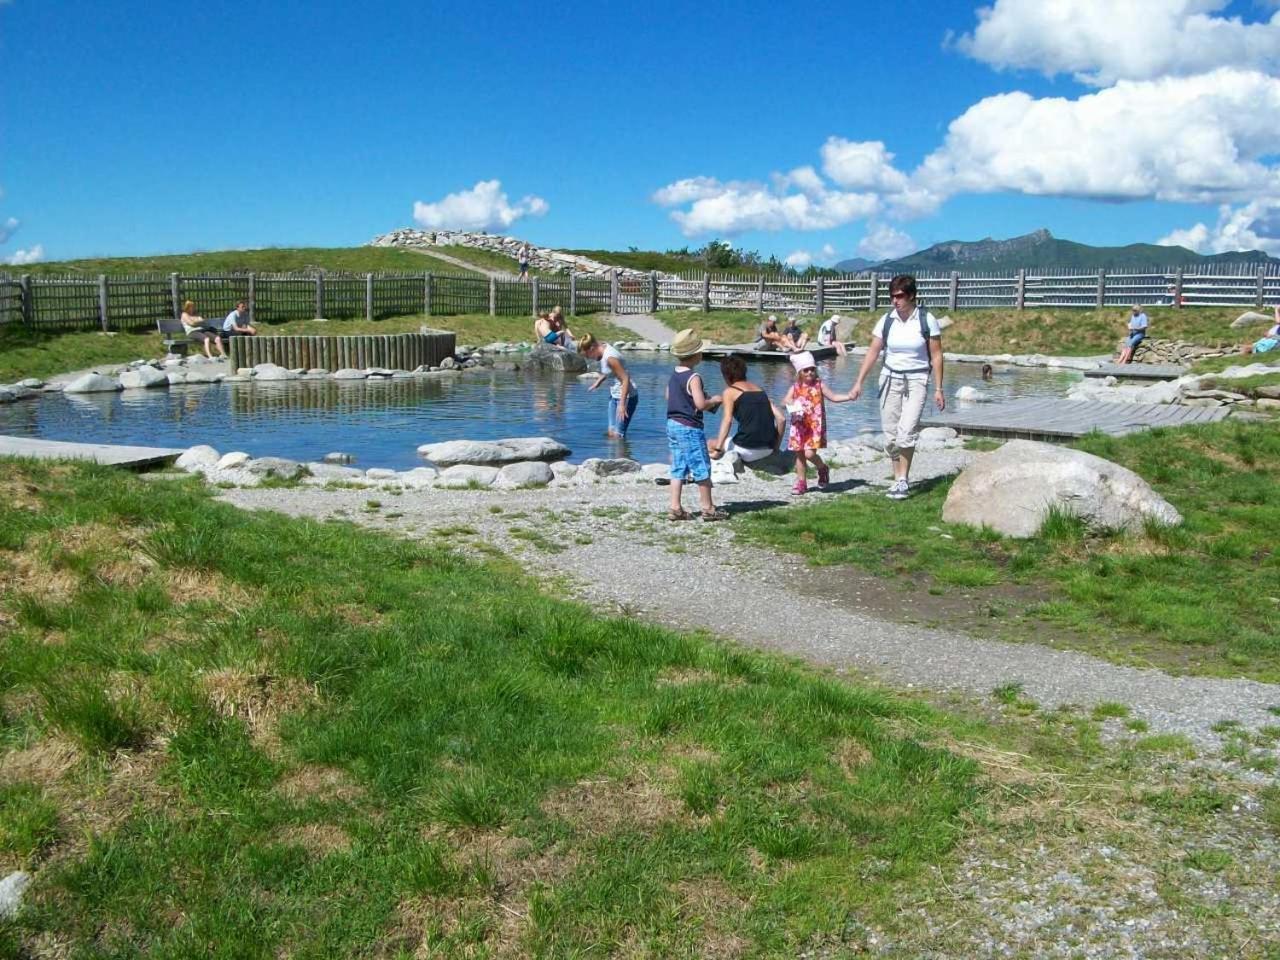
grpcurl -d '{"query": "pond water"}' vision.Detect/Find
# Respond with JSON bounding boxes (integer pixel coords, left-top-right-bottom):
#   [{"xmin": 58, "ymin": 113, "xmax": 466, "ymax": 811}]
[{"xmin": 0, "ymin": 356, "xmax": 1081, "ymax": 469}]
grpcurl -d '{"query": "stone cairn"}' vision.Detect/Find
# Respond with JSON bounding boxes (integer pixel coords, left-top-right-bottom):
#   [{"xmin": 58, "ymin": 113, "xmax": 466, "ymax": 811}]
[{"xmin": 369, "ymin": 229, "xmax": 656, "ymax": 281}]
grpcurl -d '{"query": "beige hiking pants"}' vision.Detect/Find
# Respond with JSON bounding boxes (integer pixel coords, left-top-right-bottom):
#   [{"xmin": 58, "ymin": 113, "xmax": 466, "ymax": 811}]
[{"xmin": 878, "ymin": 371, "xmax": 929, "ymax": 461}]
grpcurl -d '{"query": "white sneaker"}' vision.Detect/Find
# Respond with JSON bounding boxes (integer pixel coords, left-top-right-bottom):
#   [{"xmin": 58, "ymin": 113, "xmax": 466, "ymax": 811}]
[{"xmin": 885, "ymin": 479, "xmax": 909, "ymax": 500}]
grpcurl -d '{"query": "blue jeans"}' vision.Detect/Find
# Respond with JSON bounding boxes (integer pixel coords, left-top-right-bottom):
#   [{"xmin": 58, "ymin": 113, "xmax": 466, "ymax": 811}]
[
  {"xmin": 667, "ymin": 419, "xmax": 711, "ymax": 482},
  {"xmin": 608, "ymin": 392, "xmax": 639, "ymax": 437}
]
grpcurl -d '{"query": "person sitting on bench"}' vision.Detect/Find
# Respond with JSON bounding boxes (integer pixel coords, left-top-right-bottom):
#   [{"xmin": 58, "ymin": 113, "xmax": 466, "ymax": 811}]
[
  {"xmin": 222, "ymin": 299, "xmax": 257, "ymax": 338},
  {"xmin": 180, "ymin": 301, "xmax": 226, "ymax": 358}
]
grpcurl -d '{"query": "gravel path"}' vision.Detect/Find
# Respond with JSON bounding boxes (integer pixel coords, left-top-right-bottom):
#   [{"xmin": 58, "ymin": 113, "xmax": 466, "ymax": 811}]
[
  {"xmin": 219, "ymin": 450, "xmax": 1280, "ymax": 749},
  {"xmin": 600, "ymin": 312, "xmax": 676, "ymax": 344}
]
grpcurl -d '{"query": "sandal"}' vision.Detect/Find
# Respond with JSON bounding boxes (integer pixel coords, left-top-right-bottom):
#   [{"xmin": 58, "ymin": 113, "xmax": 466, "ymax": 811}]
[
  {"xmin": 816, "ymin": 465, "xmax": 830, "ymax": 488},
  {"xmin": 667, "ymin": 508, "xmax": 693, "ymax": 521},
  {"xmin": 700, "ymin": 508, "xmax": 729, "ymax": 522},
  {"xmin": 791, "ymin": 480, "xmax": 808, "ymax": 496}
]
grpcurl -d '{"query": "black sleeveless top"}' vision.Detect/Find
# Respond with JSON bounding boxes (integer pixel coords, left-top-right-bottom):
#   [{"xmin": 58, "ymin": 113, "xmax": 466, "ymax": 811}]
[
  {"xmin": 667, "ymin": 368, "xmax": 702, "ymax": 428},
  {"xmin": 732, "ymin": 389, "xmax": 776, "ymax": 448}
]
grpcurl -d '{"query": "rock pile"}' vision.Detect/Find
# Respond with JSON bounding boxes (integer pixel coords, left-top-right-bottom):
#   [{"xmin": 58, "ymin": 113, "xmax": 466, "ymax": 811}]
[
  {"xmin": 1069, "ymin": 360, "xmax": 1280, "ymax": 412},
  {"xmin": 1128, "ymin": 338, "xmax": 1233, "ymax": 365},
  {"xmin": 369, "ymin": 229, "xmax": 654, "ymax": 280}
]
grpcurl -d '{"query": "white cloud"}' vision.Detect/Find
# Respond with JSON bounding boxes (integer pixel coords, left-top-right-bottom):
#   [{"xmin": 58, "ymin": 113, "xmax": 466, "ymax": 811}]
[
  {"xmin": 1157, "ymin": 200, "xmax": 1280, "ymax": 255},
  {"xmin": 783, "ymin": 243, "xmax": 839, "ymax": 270},
  {"xmin": 651, "ymin": 176, "xmax": 726, "ymax": 206},
  {"xmin": 670, "ymin": 187, "xmax": 880, "ymax": 236},
  {"xmin": 7, "ymin": 244, "xmax": 43, "ymax": 266},
  {"xmin": 857, "ymin": 225, "xmax": 916, "ymax": 261},
  {"xmin": 820, "ymin": 138, "xmax": 909, "ymax": 193},
  {"xmin": 412, "ymin": 180, "xmax": 548, "ymax": 232},
  {"xmin": 0, "ymin": 217, "xmax": 18, "ymax": 245},
  {"xmin": 915, "ymin": 69, "xmax": 1280, "ymax": 205},
  {"xmin": 955, "ymin": 0, "xmax": 1280, "ymax": 86}
]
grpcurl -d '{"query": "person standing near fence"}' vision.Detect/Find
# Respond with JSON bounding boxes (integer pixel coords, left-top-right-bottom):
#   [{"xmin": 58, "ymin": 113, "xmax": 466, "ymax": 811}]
[
  {"xmin": 223, "ymin": 299, "xmax": 257, "ymax": 338},
  {"xmin": 517, "ymin": 242, "xmax": 532, "ymax": 281},
  {"xmin": 845, "ymin": 274, "xmax": 944, "ymax": 501}
]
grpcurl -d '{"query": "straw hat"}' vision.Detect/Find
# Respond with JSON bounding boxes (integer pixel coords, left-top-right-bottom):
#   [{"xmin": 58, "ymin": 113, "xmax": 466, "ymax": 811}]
[
  {"xmin": 790, "ymin": 351, "xmax": 816, "ymax": 373},
  {"xmin": 671, "ymin": 328, "xmax": 711, "ymax": 358}
]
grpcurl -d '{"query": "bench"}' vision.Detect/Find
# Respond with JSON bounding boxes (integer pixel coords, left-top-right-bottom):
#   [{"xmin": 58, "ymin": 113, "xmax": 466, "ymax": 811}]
[{"xmin": 156, "ymin": 315, "xmax": 222, "ymax": 356}]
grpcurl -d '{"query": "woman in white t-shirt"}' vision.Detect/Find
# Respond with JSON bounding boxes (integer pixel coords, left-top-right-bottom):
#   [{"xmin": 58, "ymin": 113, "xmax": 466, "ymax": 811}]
[
  {"xmin": 846, "ymin": 275, "xmax": 945, "ymax": 500},
  {"xmin": 816, "ymin": 314, "xmax": 846, "ymax": 355},
  {"xmin": 578, "ymin": 333, "xmax": 638, "ymax": 439}
]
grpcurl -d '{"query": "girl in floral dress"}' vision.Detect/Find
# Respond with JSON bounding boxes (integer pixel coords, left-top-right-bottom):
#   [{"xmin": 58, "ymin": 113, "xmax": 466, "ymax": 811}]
[{"xmin": 783, "ymin": 351, "xmax": 850, "ymax": 495}]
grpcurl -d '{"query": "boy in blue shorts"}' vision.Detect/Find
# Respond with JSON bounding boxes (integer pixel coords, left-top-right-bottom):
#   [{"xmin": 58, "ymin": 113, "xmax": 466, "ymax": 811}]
[{"xmin": 666, "ymin": 328, "xmax": 727, "ymax": 521}]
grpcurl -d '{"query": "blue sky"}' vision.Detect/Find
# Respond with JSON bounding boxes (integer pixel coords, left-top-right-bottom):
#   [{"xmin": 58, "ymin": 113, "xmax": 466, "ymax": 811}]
[{"xmin": 3, "ymin": 0, "xmax": 1280, "ymax": 266}]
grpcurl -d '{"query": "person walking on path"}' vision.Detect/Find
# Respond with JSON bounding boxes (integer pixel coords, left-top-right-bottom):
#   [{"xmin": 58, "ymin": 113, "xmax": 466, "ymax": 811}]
[
  {"xmin": 665, "ymin": 328, "xmax": 727, "ymax": 521},
  {"xmin": 1117, "ymin": 305, "xmax": 1149, "ymax": 364},
  {"xmin": 579, "ymin": 333, "xmax": 638, "ymax": 439},
  {"xmin": 846, "ymin": 274, "xmax": 944, "ymax": 500},
  {"xmin": 783, "ymin": 351, "xmax": 850, "ymax": 495},
  {"xmin": 517, "ymin": 242, "xmax": 532, "ymax": 281}
]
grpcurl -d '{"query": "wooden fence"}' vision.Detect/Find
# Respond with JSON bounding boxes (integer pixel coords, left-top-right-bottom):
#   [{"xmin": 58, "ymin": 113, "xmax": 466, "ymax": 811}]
[
  {"xmin": 3, "ymin": 262, "xmax": 1279, "ymax": 331},
  {"xmin": 227, "ymin": 331, "xmax": 455, "ymax": 372}
]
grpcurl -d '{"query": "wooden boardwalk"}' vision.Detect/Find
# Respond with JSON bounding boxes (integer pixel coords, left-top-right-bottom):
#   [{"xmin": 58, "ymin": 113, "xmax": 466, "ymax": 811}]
[
  {"xmin": 920, "ymin": 398, "xmax": 1229, "ymax": 441},
  {"xmin": 1082, "ymin": 363, "xmax": 1188, "ymax": 380},
  {"xmin": 0, "ymin": 436, "xmax": 185, "ymax": 468},
  {"xmin": 702, "ymin": 343, "xmax": 846, "ymax": 362}
]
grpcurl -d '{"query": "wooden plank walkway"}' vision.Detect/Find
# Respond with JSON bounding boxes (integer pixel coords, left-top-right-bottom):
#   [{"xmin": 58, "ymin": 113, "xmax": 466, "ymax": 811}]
[
  {"xmin": 920, "ymin": 398, "xmax": 1229, "ymax": 441},
  {"xmin": 702, "ymin": 343, "xmax": 847, "ymax": 361},
  {"xmin": 0, "ymin": 436, "xmax": 185, "ymax": 468},
  {"xmin": 1083, "ymin": 363, "xmax": 1188, "ymax": 380}
]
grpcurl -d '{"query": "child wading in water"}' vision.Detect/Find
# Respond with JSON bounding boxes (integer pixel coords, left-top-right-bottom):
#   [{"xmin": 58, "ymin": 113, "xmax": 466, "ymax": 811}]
[
  {"xmin": 784, "ymin": 351, "xmax": 849, "ymax": 496},
  {"xmin": 665, "ymin": 328, "xmax": 728, "ymax": 521}
]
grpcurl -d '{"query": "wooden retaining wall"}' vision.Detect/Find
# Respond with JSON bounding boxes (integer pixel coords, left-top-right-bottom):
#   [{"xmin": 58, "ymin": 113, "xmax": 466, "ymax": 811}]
[{"xmin": 228, "ymin": 331, "xmax": 455, "ymax": 372}]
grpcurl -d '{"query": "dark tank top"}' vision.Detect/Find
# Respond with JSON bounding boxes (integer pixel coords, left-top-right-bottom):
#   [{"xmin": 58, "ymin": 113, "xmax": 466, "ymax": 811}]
[
  {"xmin": 666, "ymin": 368, "xmax": 702, "ymax": 428},
  {"xmin": 732, "ymin": 389, "xmax": 776, "ymax": 449}
]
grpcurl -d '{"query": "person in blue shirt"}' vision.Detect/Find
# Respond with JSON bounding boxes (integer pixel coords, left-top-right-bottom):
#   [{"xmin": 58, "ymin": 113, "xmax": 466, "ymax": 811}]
[
  {"xmin": 1117, "ymin": 305, "xmax": 1149, "ymax": 364},
  {"xmin": 222, "ymin": 299, "xmax": 257, "ymax": 338}
]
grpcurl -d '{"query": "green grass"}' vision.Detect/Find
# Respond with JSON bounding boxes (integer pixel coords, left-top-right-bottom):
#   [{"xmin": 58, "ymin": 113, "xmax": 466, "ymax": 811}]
[
  {"xmin": 434, "ymin": 245, "xmax": 551, "ymax": 277},
  {"xmin": 0, "ymin": 458, "xmax": 986, "ymax": 957},
  {"xmin": 2, "ymin": 246, "xmax": 473, "ymax": 277},
  {"xmin": 566, "ymin": 249, "xmax": 710, "ymax": 274},
  {"xmin": 1196, "ymin": 372, "xmax": 1280, "ymax": 396},
  {"xmin": 737, "ymin": 420, "xmax": 1280, "ymax": 681}
]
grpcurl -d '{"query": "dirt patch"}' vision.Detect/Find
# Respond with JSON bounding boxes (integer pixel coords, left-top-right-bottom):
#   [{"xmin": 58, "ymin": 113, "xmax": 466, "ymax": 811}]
[
  {"xmin": 540, "ymin": 767, "xmax": 685, "ymax": 834},
  {"xmin": 0, "ymin": 474, "xmax": 44, "ymax": 512},
  {"xmin": 0, "ymin": 736, "xmax": 81, "ymax": 788},
  {"xmin": 275, "ymin": 765, "xmax": 365, "ymax": 805},
  {"xmin": 161, "ymin": 567, "xmax": 259, "ymax": 610},
  {"xmin": 333, "ymin": 603, "xmax": 385, "ymax": 628},
  {"xmin": 655, "ymin": 667, "xmax": 722, "ymax": 686},
  {"xmin": 276, "ymin": 822, "xmax": 351, "ymax": 856},
  {"xmin": 200, "ymin": 668, "xmax": 318, "ymax": 754},
  {"xmin": 675, "ymin": 877, "xmax": 751, "ymax": 959},
  {"xmin": 835, "ymin": 738, "xmax": 872, "ymax": 778}
]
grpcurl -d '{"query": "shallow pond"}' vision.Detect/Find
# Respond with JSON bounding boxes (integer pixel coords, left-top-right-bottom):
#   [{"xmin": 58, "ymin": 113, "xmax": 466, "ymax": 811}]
[{"xmin": 0, "ymin": 356, "xmax": 1081, "ymax": 469}]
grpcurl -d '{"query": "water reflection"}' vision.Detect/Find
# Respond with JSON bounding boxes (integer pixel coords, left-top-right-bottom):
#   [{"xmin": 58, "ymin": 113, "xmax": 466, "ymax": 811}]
[{"xmin": 0, "ymin": 358, "xmax": 1080, "ymax": 470}]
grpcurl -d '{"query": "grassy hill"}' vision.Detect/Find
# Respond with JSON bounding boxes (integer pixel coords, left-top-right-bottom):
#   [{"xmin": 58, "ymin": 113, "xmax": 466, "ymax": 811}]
[
  {"xmin": 0, "ymin": 247, "xmax": 476, "ymax": 277},
  {"xmin": 565, "ymin": 249, "xmax": 707, "ymax": 274}
]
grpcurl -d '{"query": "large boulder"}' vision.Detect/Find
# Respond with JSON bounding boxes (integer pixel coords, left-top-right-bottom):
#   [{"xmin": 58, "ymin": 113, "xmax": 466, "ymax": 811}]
[
  {"xmin": 496, "ymin": 461, "xmax": 554, "ymax": 488},
  {"xmin": 176, "ymin": 445, "xmax": 221, "ymax": 472},
  {"xmin": 942, "ymin": 440, "xmax": 1181, "ymax": 538},
  {"xmin": 435, "ymin": 464, "xmax": 499, "ymax": 488},
  {"xmin": 119, "ymin": 365, "xmax": 170, "ymax": 389},
  {"xmin": 244, "ymin": 456, "xmax": 305, "ymax": 480},
  {"xmin": 525, "ymin": 342, "xmax": 588, "ymax": 373},
  {"xmin": 1231, "ymin": 311, "xmax": 1273, "ymax": 329},
  {"xmin": 577, "ymin": 457, "xmax": 641, "ymax": 481},
  {"xmin": 62, "ymin": 372, "xmax": 122, "ymax": 394},
  {"xmin": 417, "ymin": 436, "xmax": 569, "ymax": 467},
  {"xmin": 0, "ymin": 871, "xmax": 31, "ymax": 920}
]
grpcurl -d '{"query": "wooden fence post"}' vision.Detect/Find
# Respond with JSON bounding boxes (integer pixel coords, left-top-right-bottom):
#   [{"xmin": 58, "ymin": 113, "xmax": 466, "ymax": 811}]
[
  {"xmin": 1257, "ymin": 266, "xmax": 1266, "ymax": 309},
  {"xmin": 948, "ymin": 271, "xmax": 959, "ymax": 312},
  {"xmin": 1015, "ymin": 269, "xmax": 1026, "ymax": 310},
  {"xmin": 20, "ymin": 274, "xmax": 32, "ymax": 326},
  {"xmin": 702, "ymin": 273, "xmax": 711, "ymax": 313},
  {"xmin": 815, "ymin": 276, "xmax": 825, "ymax": 315},
  {"xmin": 756, "ymin": 275, "xmax": 765, "ymax": 315},
  {"xmin": 531, "ymin": 276, "xmax": 539, "ymax": 317},
  {"xmin": 610, "ymin": 270, "xmax": 619, "ymax": 313},
  {"xmin": 650, "ymin": 271, "xmax": 659, "ymax": 313},
  {"xmin": 868, "ymin": 274, "xmax": 879, "ymax": 312},
  {"xmin": 366, "ymin": 273, "xmax": 374, "ymax": 322},
  {"xmin": 98, "ymin": 275, "xmax": 110, "ymax": 332},
  {"xmin": 315, "ymin": 274, "xmax": 324, "ymax": 319},
  {"xmin": 1173, "ymin": 268, "xmax": 1184, "ymax": 309},
  {"xmin": 569, "ymin": 273, "xmax": 577, "ymax": 316},
  {"xmin": 424, "ymin": 273, "xmax": 432, "ymax": 316},
  {"xmin": 489, "ymin": 276, "xmax": 496, "ymax": 316},
  {"xmin": 170, "ymin": 273, "xmax": 181, "ymax": 319},
  {"xmin": 247, "ymin": 273, "xmax": 256, "ymax": 324},
  {"xmin": 1096, "ymin": 269, "xmax": 1106, "ymax": 309}
]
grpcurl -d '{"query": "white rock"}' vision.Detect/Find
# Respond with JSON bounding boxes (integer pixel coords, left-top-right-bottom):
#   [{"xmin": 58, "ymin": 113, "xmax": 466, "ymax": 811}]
[
  {"xmin": 176, "ymin": 445, "xmax": 221, "ymax": 471},
  {"xmin": 577, "ymin": 458, "xmax": 641, "ymax": 481},
  {"xmin": 496, "ymin": 461, "xmax": 554, "ymax": 488},
  {"xmin": 417, "ymin": 436, "xmax": 570, "ymax": 467},
  {"xmin": 305, "ymin": 462, "xmax": 366, "ymax": 482},
  {"xmin": 550, "ymin": 460, "xmax": 577, "ymax": 479},
  {"xmin": 244, "ymin": 457, "xmax": 304, "ymax": 479},
  {"xmin": 253, "ymin": 364, "xmax": 298, "ymax": 382},
  {"xmin": 119, "ymin": 365, "xmax": 170, "ymax": 390},
  {"xmin": 365, "ymin": 468, "xmax": 398, "ymax": 481},
  {"xmin": 166, "ymin": 370, "xmax": 189, "ymax": 385},
  {"xmin": 16, "ymin": 378, "xmax": 43, "ymax": 389},
  {"xmin": 955, "ymin": 385, "xmax": 985, "ymax": 402},
  {"xmin": 396, "ymin": 467, "xmax": 438, "ymax": 489},
  {"xmin": 435, "ymin": 464, "xmax": 499, "ymax": 488},
  {"xmin": 184, "ymin": 366, "xmax": 224, "ymax": 384},
  {"xmin": 1230, "ymin": 310, "xmax": 1272, "ymax": 329},
  {"xmin": 0, "ymin": 871, "xmax": 31, "ymax": 920},
  {"xmin": 62, "ymin": 372, "xmax": 122, "ymax": 394},
  {"xmin": 919, "ymin": 427, "xmax": 958, "ymax": 442},
  {"xmin": 217, "ymin": 452, "xmax": 252, "ymax": 470},
  {"xmin": 942, "ymin": 439, "xmax": 1182, "ymax": 538},
  {"xmin": 641, "ymin": 463, "xmax": 669, "ymax": 479}
]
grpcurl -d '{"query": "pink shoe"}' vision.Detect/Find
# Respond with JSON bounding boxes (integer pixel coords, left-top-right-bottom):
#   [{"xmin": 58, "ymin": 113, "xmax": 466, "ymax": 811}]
[
  {"xmin": 791, "ymin": 480, "xmax": 807, "ymax": 496},
  {"xmin": 816, "ymin": 465, "xmax": 830, "ymax": 488}
]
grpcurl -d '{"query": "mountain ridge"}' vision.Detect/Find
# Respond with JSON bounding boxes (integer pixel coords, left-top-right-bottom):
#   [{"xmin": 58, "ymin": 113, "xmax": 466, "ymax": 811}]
[{"xmin": 835, "ymin": 229, "xmax": 1280, "ymax": 273}]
